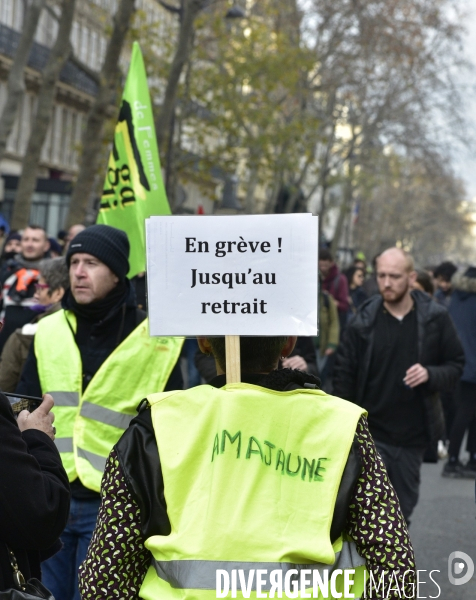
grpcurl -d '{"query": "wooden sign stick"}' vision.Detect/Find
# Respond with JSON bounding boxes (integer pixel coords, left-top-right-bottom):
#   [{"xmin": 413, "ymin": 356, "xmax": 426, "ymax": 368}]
[{"xmin": 225, "ymin": 335, "xmax": 241, "ymax": 383}]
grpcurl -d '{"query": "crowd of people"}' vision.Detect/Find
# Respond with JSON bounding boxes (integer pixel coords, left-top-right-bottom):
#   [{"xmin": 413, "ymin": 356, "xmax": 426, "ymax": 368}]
[{"xmin": 0, "ymin": 222, "xmax": 473, "ymax": 599}]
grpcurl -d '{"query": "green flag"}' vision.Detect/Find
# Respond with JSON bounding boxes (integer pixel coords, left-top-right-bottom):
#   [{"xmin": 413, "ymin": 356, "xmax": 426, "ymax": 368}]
[{"xmin": 97, "ymin": 42, "xmax": 170, "ymax": 278}]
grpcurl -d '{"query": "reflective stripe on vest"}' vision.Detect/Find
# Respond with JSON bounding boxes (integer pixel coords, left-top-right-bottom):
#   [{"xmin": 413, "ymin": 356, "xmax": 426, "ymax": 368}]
[
  {"xmin": 141, "ymin": 384, "xmax": 367, "ymax": 600},
  {"xmin": 35, "ymin": 309, "xmax": 183, "ymax": 491},
  {"xmin": 151, "ymin": 539, "xmax": 366, "ymax": 590}
]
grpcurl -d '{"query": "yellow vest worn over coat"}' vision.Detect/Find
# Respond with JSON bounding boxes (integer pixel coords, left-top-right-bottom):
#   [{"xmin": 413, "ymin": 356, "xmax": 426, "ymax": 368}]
[
  {"xmin": 35, "ymin": 309, "xmax": 183, "ymax": 492},
  {"xmin": 140, "ymin": 383, "xmax": 367, "ymax": 599}
]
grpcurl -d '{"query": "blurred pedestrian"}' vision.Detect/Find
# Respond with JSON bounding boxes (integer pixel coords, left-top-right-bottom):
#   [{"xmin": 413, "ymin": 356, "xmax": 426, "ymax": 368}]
[
  {"xmin": 16, "ymin": 224, "xmax": 184, "ymax": 600},
  {"xmin": 0, "ymin": 392, "xmax": 70, "ymax": 592},
  {"xmin": 64, "ymin": 224, "xmax": 86, "ymax": 252},
  {"xmin": 433, "ymin": 261, "xmax": 457, "ymax": 308},
  {"xmin": 315, "ymin": 287, "xmax": 340, "ymax": 388},
  {"xmin": 412, "ymin": 270, "xmax": 434, "ymax": 296},
  {"xmin": 361, "ymin": 253, "xmax": 381, "ymax": 298},
  {"xmin": 48, "ymin": 237, "xmax": 64, "ymax": 257},
  {"xmin": 0, "ymin": 226, "xmax": 50, "ymax": 354},
  {"xmin": 0, "ymin": 231, "xmax": 21, "ymax": 267},
  {"xmin": 319, "ymin": 248, "xmax": 349, "ymax": 331},
  {"xmin": 333, "ymin": 247, "xmax": 464, "ymax": 522},
  {"xmin": 443, "ymin": 266, "xmax": 476, "ymax": 477},
  {"xmin": 344, "ymin": 265, "xmax": 367, "ymax": 312},
  {"xmin": 0, "ymin": 257, "xmax": 69, "ymax": 392}
]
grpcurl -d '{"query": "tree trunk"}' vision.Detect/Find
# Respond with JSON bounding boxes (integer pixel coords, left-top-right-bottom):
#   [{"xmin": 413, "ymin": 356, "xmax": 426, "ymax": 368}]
[
  {"xmin": 0, "ymin": 0, "xmax": 46, "ymax": 162},
  {"xmin": 10, "ymin": 0, "xmax": 75, "ymax": 231},
  {"xmin": 330, "ymin": 171, "xmax": 353, "ymax": 258},
  {"xmin": 66, "ymin": 0, "xmax": 136, "ymax": 227},
  {"xmin": 155, "ymin": 0, "xmax": 206, "ymax": 157}
]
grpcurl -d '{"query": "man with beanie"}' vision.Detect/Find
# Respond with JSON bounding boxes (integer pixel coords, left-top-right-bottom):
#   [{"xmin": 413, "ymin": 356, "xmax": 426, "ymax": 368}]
[{"xmin": 16, "ymin": 224, "xmax": 184, "ymax": 600}]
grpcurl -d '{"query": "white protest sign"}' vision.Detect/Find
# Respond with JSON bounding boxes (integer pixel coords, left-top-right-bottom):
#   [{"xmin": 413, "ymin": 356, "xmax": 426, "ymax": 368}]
[{"xmin": 146, "ymin": 214, "xmax": 318, "ymax": 336}]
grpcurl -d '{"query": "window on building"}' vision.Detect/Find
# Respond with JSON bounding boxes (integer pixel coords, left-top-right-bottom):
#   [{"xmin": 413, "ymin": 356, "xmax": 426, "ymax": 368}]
[
  {"xmin": 13, "ymin": 0, "xmax": 23, "ymax": 30},
  {"xmin": 71, "ymin": 21, "xmax": 79, "ymax": 53},
  {"xmin": 99, "ymin": 35, "xmax": 107, "ymax": 66},
  {"xmin": 1, "ymin": 0, "xmax": 13, "ymax": 27},
  {"xmin": 80, "ymin": 24, "xmax": 89, "ymax": 63},
  {"xmin": 90, "ymin": 29, "xmax": 98, "ymax": 66},
  {"xmin": 2, "ymin": 188, "xmax": 71, "ymax": 237},
  {"xmin": 51, "ymin": 105, "xmax": 63, "ymax": 166}
]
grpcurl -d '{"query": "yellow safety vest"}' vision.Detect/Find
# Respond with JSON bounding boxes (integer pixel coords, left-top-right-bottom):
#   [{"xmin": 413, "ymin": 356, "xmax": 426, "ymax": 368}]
[
  {"xmin": 141, "ymin": 383, "xmax": 367, "ymax": 599},
  {"xmin": 35, "ymin": 309, "xmax": 183, "ymax": 492}
]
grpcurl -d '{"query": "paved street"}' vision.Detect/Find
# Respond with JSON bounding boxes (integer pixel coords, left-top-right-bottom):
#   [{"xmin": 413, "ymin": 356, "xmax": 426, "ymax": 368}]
[{"xmin": 410, "ymin": 460, "xmax": 476, "ymax": 599}]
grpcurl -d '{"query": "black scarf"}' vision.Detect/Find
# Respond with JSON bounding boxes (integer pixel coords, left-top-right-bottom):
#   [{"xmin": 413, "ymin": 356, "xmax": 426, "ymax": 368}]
[
  {"xmin": 210, "ymin": 368, "xmax": 321, "ymax": 392},
  {"xmin": 63, "ymin": 280, "xmax": 131, "ymax": 323}
]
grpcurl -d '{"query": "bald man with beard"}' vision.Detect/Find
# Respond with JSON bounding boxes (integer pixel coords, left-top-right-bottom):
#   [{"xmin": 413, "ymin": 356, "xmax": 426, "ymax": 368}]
[{"xmin": 333, "ymin": 247, "xmax": 464, "ymax": 523}]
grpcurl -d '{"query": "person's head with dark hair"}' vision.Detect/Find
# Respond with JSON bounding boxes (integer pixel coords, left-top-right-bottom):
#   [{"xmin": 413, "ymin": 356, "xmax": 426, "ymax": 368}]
[
  {"xmin": 318, "ymin": 248, "xmax": 334, "ymax": 277},
  {"xmin": 198, "ymin": 336, "xmax": 296, "ymax": 375},
  {"xmin": 33, "ymin": 257, "xmax": 69, "ymax": 308},
  {"xmin": 48, "ymin": 237, "xmax": 63, "ymax": 257},
  {"xmin": 21, "ymin": 225, "xmax": 50, "ymax": 261},
  {"xmin": 412, "ymin": 270, "xmax": 434, "ymax": 296},
  {"xmin": 2, "ymin": 231, "xmax": 21, "ymax": 259},
  {"xmin": 344, "ymin": 266, "xmax": 365, "ymax": 290},
  {"xmin": 434, "ymin": 261, "xmax": 457, "ymax": 293}
]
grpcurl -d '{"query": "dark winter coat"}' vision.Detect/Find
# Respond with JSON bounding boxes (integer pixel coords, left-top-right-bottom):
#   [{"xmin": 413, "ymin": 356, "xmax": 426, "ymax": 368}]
[
  {"xmin": 0, "ymin": 393, "xmax": 70, "ymax": 590},
  {"xmin": 448, "ymin": 270, "xmax": 476, "ymax": 384},
  {"xmin": 333, "ymin": 290, "xmax": 465, "ymax": 442}
]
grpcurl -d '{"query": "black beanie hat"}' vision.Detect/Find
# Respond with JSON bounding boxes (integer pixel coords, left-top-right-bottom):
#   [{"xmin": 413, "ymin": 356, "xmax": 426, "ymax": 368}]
[{"xmin": 66, "ymin": 225, "xmax": 130, "ymax": 280}]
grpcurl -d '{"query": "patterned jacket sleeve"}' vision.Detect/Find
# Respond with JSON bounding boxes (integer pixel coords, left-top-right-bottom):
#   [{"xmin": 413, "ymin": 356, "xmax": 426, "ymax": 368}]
[
  {"xmin": 78, "ymin": 451, "xmax": 149, "ymax": 600},
  {"xmin": 347, "ymin": 417, "xmax": 416, "ymax": 598}
]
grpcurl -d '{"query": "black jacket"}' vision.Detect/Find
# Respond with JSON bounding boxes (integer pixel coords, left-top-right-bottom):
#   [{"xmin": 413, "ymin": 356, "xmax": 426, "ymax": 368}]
[
  {"xmin": 0, "ymin": 393, "xmax": 70, "ymax": 590},
  {"xmin": 333, "ymin": 290, "xmax": 464, "ymax": 442}
]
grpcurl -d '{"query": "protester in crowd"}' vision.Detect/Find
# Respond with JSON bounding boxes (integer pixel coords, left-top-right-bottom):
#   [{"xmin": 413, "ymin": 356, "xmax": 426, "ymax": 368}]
[
  {"xmin": 0, "ymin": 258, "xmax": 69, "ymax": 392},
  {"xmin": 48, "ymin": 237, "xmax": 63, "ymax": 257},
  {"xmin": 64, "ymin": 223, "xmax": 86, "ymax": 251},
  {"xmin": 0, "ymin": 226, "xmax": 50, "ymax": 353},
  {"xmin": 361, "ymin": 253, "xmax": 380, "ymax": 298},
  {"xmin": 353, "ymin": 252, "xmax": 367, "ymax": 272},
  {"xmin": 415, "ymin": 268, "xmax": 455, "ymax": 458},
  {"xmin": 333, "ymin": 247, "xmax": 464, "ymax": 522},
  {"xmin": 319, "ymin": 248, "xmax": 349, "ymax": 331},
  {"xmin": 80, "ymin": 335, "xmax": 415, "ymax": 600},
  {"xmin": 0, "ymin": 231, "xmax": 21, "ymax": 266},
  {"xmin": 315, "ymin": 286, "xmax": 340, "ymax": 388},
  {"xmin": 344, "ymin": 265, "xmax": 367, "ymax": 312},
  {"xmin": 182, "ymin": 338, "xmax": 202, "ymax": 388},
  {"xmin": 0, "ymin": 391, "xmax": 70, "ymax": 591},
  {"xmin": 131, "ymin": 272, "xmax": 147, "ymax": 310},
  {"xmin": 412, "ymin": 269, "xmax": 435, "ymax": 296},
  {"xmin": 0, "ymin": 225, "xmax": 7, "ymax": 255},
  {"xmin": 433, "ymin": 261, "xmax": 457, "ymax": 308},
  {"xmin": 442, "ymin": 266, "xmax": 476, "ymax": 477},
  {"xmin": 16, "ymin": 224, "xmax": 184, "ymax": 600}
]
